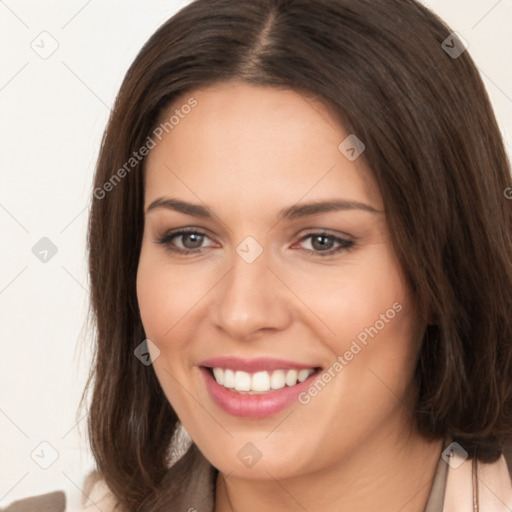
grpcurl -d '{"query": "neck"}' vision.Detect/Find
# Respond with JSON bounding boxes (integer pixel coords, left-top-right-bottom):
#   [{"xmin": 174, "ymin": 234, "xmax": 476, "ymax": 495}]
[{"xmin": 214, "ymin": 428, "xmax": 444, "ymax": 512}]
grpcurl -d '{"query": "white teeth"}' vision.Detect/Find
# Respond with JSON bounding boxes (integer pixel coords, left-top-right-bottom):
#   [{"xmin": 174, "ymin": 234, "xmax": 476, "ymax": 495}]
[
  {"xmin": 297, "ymin": 369, "xmax": 311, "ymax": 382},
  {"xmin": 234, "ymin": 371, "xmax": 251, "ymax": 391},
  {"xmin": 252, "ymin": 371, "xmax": 271, "ymax": 392},
  {"xmin": 223, "ymin": 369, "xmax": 235, "ymax": 388},
  {"xmin": 212, "ymin": 367, "xmax": 224, "ymax": 385},
  {"xmin": 270, "ymin": 369, "xmax": 286, "ymax": 390},
  {"xmin": 285, "ymin": 369, "xmax": 298, "ymax": 386},
  {"xmin": 210, "ymin": 367, "xmax": 316, "ymax": 393}
]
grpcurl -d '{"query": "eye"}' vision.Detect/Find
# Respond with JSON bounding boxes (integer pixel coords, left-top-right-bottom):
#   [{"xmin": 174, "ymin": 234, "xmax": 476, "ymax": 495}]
[
  {"xmin": 154, "ymin": 228, "xmax": 355, "ymax": 257},
  {"xmin": 293, "ymin": 232, "xmax": 355, "ymax": 256},
  {"xmin": 154, "ymin": 227, "xmax": 216, "ymax": 255}
]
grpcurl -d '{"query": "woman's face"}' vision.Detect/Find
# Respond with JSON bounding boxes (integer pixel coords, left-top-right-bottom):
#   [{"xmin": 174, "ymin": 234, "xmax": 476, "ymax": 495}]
[{"xmin": 137, "ymin": 81, "xmax": 424, "ymax": 479}]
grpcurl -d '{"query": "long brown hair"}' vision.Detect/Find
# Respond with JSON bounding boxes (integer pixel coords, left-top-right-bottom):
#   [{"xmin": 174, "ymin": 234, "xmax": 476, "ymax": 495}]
[{"xmin": 84, "ymin": 0, "xmax": 512, "ymax": 508}]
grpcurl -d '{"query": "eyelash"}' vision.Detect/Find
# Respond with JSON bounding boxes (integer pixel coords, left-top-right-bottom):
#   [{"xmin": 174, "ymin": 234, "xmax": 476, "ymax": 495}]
[{"xmin": 154, "ymin": 227, "xmax": 355, "ymax": 257}]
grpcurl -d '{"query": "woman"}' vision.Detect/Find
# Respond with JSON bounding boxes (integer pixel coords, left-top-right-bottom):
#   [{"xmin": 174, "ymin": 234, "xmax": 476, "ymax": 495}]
[{"xmin": 5, "ymin": 0, "xmax": 512, "ymax": 510}]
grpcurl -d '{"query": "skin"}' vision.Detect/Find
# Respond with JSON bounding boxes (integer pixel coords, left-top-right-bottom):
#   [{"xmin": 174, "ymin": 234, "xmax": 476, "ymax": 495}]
[{"xmin": 136, "ymin": 81, "xmax": 443, "ymax": 512}]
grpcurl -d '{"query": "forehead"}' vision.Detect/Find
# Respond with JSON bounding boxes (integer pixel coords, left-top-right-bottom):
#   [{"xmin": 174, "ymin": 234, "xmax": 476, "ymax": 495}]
[{"xmin": 143, "ymin": 82, "xmax": 382, "ymax": 214}]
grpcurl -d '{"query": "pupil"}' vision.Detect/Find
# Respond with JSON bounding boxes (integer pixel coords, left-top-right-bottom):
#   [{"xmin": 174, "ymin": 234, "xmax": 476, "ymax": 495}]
[
  {"xmin": 312, "ymin": 235, "xmax": 332, "ymax": 251},
  {"xmin": 184, "ymin": 233, "xmax": 203, "ymax": 248}
]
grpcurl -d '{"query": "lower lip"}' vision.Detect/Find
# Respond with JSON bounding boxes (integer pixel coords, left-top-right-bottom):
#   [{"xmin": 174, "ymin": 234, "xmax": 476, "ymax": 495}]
[{"xmin": 199, "ymin": 366, "xmax": 320, "ymax": 418}]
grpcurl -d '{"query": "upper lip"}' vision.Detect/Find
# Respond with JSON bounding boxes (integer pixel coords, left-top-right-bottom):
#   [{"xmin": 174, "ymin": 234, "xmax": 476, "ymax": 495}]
[{"xmin": 199, "ymin": 356, "xmax": 321, "ymax": 373}]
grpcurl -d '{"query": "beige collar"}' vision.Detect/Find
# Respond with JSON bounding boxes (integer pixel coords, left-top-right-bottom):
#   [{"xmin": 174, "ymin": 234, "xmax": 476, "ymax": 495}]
[{"xmin": 444, "ymin": 450, "xmax": 512, "ymax": 511}]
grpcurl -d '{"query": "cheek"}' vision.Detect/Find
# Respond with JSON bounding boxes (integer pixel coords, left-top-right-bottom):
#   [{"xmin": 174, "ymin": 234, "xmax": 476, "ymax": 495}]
[
  {"xmin": 136, "ymin": 249, "xmax": 222, "ymax": 379},
  {"xmin": 136, "ymin": 254, "xmax": 191, "ymax": 345},
  {"xmin": 341, "ymin": 269, "xmax": 410, "ymax": 345},
  {"xmin": 136, "ymin": 258, "xmax": 198, "ymax": 408},
  {"xmin": 284, "ymin": 246, "xmax": 412, "ymax": 352}
]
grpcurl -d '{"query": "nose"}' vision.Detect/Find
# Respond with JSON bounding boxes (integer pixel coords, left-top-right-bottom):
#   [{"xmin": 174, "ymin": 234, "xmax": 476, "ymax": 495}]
[{"xmin": 211, "ymin": 245, "xmax": 292, "ymax": 342}]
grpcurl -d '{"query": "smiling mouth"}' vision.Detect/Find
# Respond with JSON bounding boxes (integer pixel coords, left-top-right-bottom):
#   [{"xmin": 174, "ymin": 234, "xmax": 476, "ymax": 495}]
[{"xmin": 203, "ymin": 366, "xmax": 322, "ymax": 394}]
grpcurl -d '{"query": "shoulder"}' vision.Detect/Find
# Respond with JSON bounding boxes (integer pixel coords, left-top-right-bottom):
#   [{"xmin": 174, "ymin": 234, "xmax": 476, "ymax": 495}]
[
  {"xmin": 0, "ymin": 471, "xmax": 123, "ymax": 512},
  {"xmin": 444, "ymin": 445, "xmax": 512, "ymax": 510},
  {"xmin": 503, "ymin": 442, "xmax": 512, "ymax": 480},
  {"xmin": 0, "ymin": 491, "xmax": 65, "ymax": 512}
]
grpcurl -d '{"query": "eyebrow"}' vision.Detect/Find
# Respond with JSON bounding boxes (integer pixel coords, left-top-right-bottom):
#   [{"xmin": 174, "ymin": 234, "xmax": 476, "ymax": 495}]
[{"xmin": 145, "ymin": 197, "xmax": 382, "ymax": 219}]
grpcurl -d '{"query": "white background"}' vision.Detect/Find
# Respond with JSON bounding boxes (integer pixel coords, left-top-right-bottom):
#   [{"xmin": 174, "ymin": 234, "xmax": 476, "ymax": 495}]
[{"xmin": 1, "ymin": 0, "xmax": 511, "ymax": 507}]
